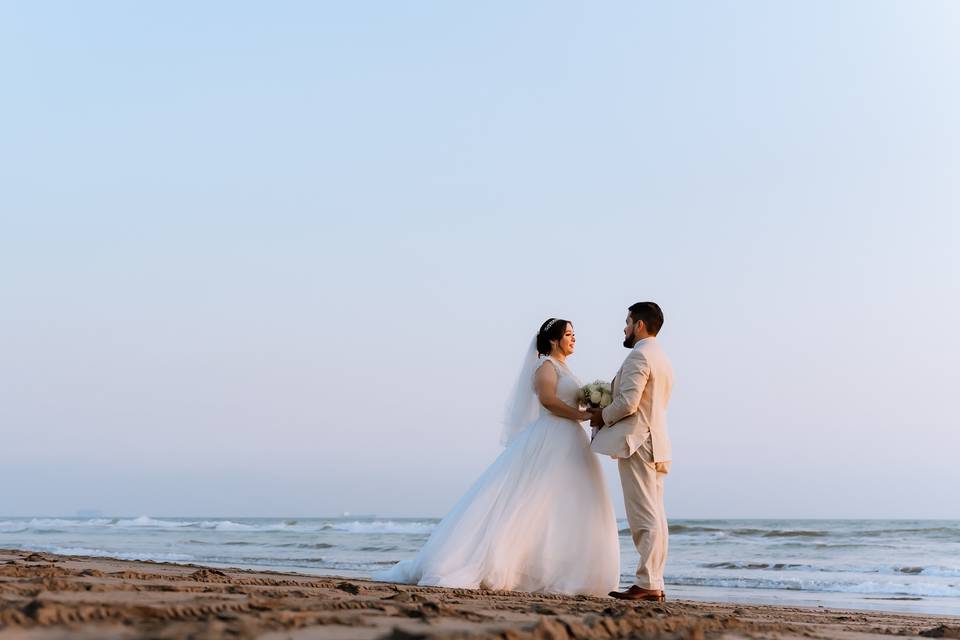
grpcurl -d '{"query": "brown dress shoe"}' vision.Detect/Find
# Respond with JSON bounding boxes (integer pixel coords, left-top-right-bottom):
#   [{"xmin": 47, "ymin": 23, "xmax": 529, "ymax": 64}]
[{"xmin": 608, "ymin": 585, "xmax": 666, "ymax": 601}]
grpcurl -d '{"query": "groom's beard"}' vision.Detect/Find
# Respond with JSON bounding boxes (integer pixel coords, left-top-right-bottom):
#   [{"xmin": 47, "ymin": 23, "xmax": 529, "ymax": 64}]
[{"xmin": 623, "ymin": 335, "xmax": 636, "ymax": 348}]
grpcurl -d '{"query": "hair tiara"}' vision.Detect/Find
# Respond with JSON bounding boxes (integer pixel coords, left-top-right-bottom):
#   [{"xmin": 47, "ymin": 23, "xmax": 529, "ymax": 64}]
[{"xmin": 541, "ymin": 318, "xmax": 560, "ymax": 333}]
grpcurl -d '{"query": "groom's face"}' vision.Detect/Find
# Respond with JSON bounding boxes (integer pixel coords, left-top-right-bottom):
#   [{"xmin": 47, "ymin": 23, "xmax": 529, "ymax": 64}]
[{"xmin": 623, "ymin": 314, "xmax": 641, "ymax": 348}]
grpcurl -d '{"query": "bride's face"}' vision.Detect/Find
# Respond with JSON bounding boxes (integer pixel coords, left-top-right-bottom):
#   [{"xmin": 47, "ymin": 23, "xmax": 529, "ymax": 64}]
[{"xmin": 555, "ymin": 323, "xmax": 575, "ymax": 356}]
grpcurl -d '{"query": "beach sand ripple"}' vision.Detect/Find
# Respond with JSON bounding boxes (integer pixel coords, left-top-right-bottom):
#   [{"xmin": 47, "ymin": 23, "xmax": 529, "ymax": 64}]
[{"xmin": 0, "ymin": 548, "xmax": 956, "ymax": 639}]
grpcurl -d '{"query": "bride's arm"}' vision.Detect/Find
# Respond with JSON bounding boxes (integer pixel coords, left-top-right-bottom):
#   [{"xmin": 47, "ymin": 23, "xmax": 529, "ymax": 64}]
[{"xmin": 534, "ymin": 363, "xmax": 592, "ymax": 422}]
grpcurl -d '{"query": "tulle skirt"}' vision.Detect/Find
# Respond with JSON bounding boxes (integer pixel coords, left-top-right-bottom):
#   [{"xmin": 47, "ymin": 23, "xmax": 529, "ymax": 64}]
[{"xmin": 373, "ymin": 413, "xmax": 620, "ymax": 596}]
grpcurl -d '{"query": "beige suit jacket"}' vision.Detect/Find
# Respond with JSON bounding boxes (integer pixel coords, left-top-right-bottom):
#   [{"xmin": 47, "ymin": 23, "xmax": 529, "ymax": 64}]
[{"xmin": 590, "ymin": 337, "xmax": 673, "ymax": 462}]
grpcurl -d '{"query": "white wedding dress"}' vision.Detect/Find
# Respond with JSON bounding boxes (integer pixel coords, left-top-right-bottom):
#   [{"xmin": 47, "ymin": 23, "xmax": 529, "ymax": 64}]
[{"xmin": 373, "ymin": 356, "xmax": 620, "ymax": 596}]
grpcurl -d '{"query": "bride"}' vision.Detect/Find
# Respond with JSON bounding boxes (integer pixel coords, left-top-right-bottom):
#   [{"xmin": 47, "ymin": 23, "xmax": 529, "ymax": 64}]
[{"xmin": 373, "ymin": 318, "xmax": 620, "ymax": 596}]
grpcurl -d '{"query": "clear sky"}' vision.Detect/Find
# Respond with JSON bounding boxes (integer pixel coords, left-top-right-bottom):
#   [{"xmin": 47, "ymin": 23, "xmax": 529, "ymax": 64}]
[{"xmin": 2, "ymin": 1, "xmax": 957, "ymax": 519}]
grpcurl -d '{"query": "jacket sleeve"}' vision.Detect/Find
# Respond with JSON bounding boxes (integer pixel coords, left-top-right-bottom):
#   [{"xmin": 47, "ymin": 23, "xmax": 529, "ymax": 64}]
[{"xmin": 601, "ymin": 349, "xmax": 650, "ymax": 427}]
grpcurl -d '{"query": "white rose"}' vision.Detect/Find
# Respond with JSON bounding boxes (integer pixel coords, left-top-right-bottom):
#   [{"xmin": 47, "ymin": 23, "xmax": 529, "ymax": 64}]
[{"xmin": 589, "ymin": 390, "xmax": 602, "ymax": 405}]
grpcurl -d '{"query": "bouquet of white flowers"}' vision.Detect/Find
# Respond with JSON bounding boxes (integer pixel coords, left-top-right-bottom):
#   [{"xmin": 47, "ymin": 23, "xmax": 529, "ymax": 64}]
[{"xmin": 578, "ymin": 380, "xmax": 613, "ymax": 409}]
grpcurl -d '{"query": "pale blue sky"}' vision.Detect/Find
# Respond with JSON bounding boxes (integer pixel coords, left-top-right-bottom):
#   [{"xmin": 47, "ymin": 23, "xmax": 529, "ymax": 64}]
[{"xmin": 1, "ymin": 2, "xmax": 957, "ymax": 519}]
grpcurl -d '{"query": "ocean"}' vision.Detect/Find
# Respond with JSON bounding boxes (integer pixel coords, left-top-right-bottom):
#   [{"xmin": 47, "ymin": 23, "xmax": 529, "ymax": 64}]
[{"xmin": 2, "ymin": 516, "xmax": 958, "ymax": 616}]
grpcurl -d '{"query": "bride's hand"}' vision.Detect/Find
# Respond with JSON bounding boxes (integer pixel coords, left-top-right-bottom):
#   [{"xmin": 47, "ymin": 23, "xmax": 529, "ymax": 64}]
[
  {"xmin": 583, "ymin": 408, "xmax": 604, "ymax": 427},
  {"xmin": 578, "ymin": 409, "xmax": 594, "ymax": 421}
]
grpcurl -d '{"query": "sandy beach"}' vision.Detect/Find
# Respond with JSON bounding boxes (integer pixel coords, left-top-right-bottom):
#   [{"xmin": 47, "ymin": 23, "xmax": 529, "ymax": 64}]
[{"xmin": 1, "ymin": 548, "xmax": 958, "ymax": 639}]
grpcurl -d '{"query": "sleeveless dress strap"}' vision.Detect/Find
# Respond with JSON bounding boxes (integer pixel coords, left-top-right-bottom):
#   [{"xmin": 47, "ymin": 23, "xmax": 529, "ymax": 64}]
[
  {"xmin": 537, "ymin": 357, "xmax": 557, "ymax": 375},
  {"xmin": 541, "ymin": 356, "xmax": 568, "ymax": 377}
]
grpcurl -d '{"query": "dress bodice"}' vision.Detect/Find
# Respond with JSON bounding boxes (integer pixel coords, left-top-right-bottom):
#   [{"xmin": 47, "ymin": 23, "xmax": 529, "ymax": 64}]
[{"xmin": 540, "ymin": 356, "xmax": 582, "ymax": 414}]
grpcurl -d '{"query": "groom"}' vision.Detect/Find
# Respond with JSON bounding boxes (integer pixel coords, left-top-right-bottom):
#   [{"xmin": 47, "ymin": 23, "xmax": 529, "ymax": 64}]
[{"xmin": 590, "ymin": 301, "xmax": 673, "ymax": 601}]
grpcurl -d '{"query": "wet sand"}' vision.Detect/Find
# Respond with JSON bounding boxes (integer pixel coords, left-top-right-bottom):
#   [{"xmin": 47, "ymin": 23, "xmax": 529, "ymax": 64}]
[{"xmin": 1, "ymin": 548, "xmax": 957, "ymax": 639}]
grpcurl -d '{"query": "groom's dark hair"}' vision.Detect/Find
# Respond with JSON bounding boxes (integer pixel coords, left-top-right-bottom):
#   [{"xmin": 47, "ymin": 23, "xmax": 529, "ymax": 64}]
[{"xmin": 628, "ymin": 302, "xmax": 663, "ymax": 336}]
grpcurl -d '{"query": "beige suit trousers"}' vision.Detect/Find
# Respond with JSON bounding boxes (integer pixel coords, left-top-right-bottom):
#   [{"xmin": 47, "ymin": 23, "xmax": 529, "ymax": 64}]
[{"xmin": 618, "ymin": 435, "xmax": 670, "ymax": 591}]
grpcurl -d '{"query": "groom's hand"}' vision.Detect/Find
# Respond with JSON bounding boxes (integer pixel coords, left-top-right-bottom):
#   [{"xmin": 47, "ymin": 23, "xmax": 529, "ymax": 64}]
[{"xmin": 589, "ymin": 409, "xmax": 604, "ymax": 428}]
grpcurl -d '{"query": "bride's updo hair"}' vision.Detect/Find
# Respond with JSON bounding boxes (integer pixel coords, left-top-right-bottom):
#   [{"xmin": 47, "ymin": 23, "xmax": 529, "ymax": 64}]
[{"xmin": 536, "ymin": 318, "xmax": 570, "ymax": 357}]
